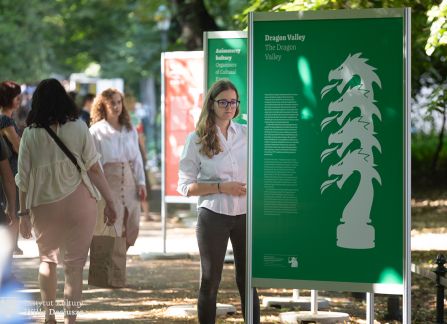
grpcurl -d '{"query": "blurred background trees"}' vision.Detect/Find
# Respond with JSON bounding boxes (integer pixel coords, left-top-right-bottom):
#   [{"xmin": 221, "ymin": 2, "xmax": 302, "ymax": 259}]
[{"xmin": 0, "ymin": 0, "xmax": 446, "ymax": 186}]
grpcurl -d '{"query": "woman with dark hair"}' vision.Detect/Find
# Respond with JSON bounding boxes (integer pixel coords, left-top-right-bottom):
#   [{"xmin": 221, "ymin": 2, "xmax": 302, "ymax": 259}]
[
  {"xmin": 0, "ymin": 81, "xmax": 21, "ymax": 160},
  {"xmin": 90, "ymin": 88, "xmax": 146, "ymax": 251},
  {"xmin": 0, "ymin": 81, "xmax": 22, "ymax": 255},
  {"xmin": 177, "ymin": 79, "xmax": 260, "ymax": 324},
  {"xmin": 17, "ymin": 78, "xmax": 117, "ymax": 324}
]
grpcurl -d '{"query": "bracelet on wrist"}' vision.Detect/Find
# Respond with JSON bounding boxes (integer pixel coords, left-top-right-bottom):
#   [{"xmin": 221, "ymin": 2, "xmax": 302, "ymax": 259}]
[{"xmin": 18, "ymin": 210, "xmax": 30, "ymax": 217}]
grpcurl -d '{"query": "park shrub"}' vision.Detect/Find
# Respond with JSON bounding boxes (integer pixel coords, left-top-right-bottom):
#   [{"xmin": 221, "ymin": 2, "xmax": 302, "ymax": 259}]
[{"xmin": 412, "ymin": 132, "xmax": 447, "ymax": 188}]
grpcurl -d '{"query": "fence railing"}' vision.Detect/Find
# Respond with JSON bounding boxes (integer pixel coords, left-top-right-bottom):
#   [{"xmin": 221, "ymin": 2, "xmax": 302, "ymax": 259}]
[{"xmin": 412, "ymin": 254, "xmax": 447, "ymax": 324}]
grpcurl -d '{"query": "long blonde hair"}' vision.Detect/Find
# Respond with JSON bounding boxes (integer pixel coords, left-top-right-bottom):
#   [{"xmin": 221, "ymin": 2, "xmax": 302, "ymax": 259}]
[
  {"xmin": 90, "ymin": 88, "xmax": 132, "ymax": 130},
  {"xmin": 196, "ymin": 79, "xmax": 239, "ymax": 158}
]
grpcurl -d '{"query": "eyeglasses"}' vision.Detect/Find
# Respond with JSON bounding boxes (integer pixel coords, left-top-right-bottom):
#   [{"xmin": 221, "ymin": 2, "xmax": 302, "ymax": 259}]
[{"xmin": 213, "ymin": 99, "xmax": 240, "ymax": 109}]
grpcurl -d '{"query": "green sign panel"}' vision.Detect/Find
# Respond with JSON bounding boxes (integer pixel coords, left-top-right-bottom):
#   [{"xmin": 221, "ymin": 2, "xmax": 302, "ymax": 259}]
[
  {"xmin": 204, "ymin": 31, "xmax": 247, "ymax": 124},
  {"xmin": 249, "ymin": 9, "xmax": 409, "ymax": 293}
]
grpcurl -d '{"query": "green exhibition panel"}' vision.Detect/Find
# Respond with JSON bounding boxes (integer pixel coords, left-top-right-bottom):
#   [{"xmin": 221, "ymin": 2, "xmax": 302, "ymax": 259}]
[
  {"xmin": 249, "ymin": 9, "xmax": 410, "ymax": 294},
  {"xmin": 204, "ymin": 31, "xmax": 248, "ymax": 124}
]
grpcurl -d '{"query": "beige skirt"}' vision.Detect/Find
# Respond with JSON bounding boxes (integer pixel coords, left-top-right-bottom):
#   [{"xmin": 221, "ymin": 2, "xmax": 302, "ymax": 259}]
[
  {"xmin": 96, "ymin": 162, "xmax": 140, "ymax": 246},
  {"xmin": 32, "ymin": 183, "xmax": 97, "ymax": 267}
]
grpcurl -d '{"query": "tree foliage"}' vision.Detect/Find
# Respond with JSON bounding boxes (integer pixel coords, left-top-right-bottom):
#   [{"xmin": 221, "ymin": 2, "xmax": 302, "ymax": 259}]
[
  {"xmin": 426, "ymin": 0, "xmax": 447, "ymax": 56},
  {"xmin": 0, "ymin": 0, "xmax": 446, "ymax": 99},
  {"xmin": 0, "ymin": 0, "xmax": 165, "ymax": 93},
  {"xmin": 0, "ymin": 0, "xmax": 53, "ymax": 82}
]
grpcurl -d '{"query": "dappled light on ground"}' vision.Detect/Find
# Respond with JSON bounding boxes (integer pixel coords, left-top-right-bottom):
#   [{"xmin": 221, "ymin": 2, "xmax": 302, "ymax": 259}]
[
  {"xmin": 11, "ymin": 253, "xmax": 444, "ymax": 322},
  {"xmin": 12, "ymin": 190, "xmax": 447, "ymax": 323},
  {"xmin": 412, "ymin": 198, "xmax": 447, "ymax": 207}
]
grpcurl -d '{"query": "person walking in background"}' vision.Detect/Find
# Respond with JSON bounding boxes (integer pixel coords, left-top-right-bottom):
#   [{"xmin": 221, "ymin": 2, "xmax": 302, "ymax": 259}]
[
  {"xmin": 17, "ymin": 78, "xmax": 117, "ymax": 324},
  {"xmin": 135, "ymin": 121, "xmax": 152, "ymax": 221},
  {"xmin": 80, "ymin": 93, "xmax": 95, "ymax": 127},
  {"xmin": 0, "ymin": 81, "xmax": 22, "ymax": 255},
  {"xmin": 0, "ymin": 135, "xmax": 16, "ymax": 238},
  {"xmin": 14, "ymin": 85, "xmax": 34, "ymax": 136},
  {"xmin": 177, "ymin": 79, "xmax": 260, "ymax": 324},
  {"xmin": 68, "ymin": 91, "xmax": 78, "ymax": 105},
  {"xmin": 90, "ymin": 88, "xmax": 146, "ymax": 250},
  {"xmin": 0, "ymin": 135, "xmax": 18, "ymax": 285},
  {"xmin": 125, "ymin": 94, "xmax": 152, "ymax": 221}
]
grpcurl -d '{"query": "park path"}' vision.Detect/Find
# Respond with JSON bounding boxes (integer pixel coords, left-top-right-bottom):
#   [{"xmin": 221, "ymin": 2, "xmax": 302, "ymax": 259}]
[{"xmin": 9, "ymin": 189, "xmax": 446, "ymax": 323}]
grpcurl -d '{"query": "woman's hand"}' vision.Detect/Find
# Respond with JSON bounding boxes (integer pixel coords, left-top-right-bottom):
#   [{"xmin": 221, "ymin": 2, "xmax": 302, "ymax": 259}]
[
  {"xmin": 138, "ymin": 185, "xmax": 147, "ymax": 202},
  {"xmin": 19, "ymin": 215, "xmax": 32, "ymax": 239},
  {"xmin": 220, "ymin": 182, "xmax": 246, "ymax": 196},
  {"xmin": 104, "ymin": 201, "xmax": 117, "ymax": 226}
]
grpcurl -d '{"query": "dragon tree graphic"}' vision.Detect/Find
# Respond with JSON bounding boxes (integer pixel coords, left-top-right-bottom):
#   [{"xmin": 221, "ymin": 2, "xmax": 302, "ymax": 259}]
[{"xmin": 320, "ymin": 53, "xmax": 382, "ymax": 249}]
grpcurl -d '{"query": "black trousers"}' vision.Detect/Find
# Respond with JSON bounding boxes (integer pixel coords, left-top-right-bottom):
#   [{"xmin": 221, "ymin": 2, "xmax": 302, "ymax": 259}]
[{"xmin": 196, "ymin": 207, "xmax": 260, "ymax": 324}]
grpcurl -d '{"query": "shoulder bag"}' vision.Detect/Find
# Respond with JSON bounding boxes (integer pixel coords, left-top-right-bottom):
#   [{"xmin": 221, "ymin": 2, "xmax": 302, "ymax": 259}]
[{"xmin": 44, "ymin": 125, "xmax": 81, "ymax": 173}]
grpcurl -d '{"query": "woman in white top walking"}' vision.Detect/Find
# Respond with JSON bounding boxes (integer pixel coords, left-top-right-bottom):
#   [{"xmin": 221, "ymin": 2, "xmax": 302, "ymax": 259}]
[
  {"xmin": 89, "ymin": 88, "xmax": 146, "ymax": 250},
  {"xmin": 17, "ymin": 78, "xmax": 117, "ymax": 324},
  {"xmin": 178, "ymin": 79, "xmax": 260, "ymax": 324}
]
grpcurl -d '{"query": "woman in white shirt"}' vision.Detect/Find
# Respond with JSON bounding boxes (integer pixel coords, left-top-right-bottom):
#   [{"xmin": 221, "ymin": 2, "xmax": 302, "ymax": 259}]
[
  {"xmin": 90, "ymin": 88, "xmax": 146, "ymax": 250},
  {"xmin": 17, "ymin": 78, "xmax": 117, "ymax": 324},
  {"xmin": 178, "ymin": 79, "xmax": 260, "ymax": 324}
]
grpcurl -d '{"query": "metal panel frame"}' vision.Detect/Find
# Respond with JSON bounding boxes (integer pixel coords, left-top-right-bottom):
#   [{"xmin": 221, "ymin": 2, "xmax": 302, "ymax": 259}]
[
  {"xmin": 252, "ymin": 8, "xmax": 406, "ymax": 21},
  {"xmin": 246, "ymin": 13, "xmax": 255, "ymax": 323},
  {"xmin": 403, "ymin": 7, "xmax": 412, "ymax": 323},
  {"xmin": 247, "ymin": 7, "xmax": 411, "ymax": 323},
  {"xmin": 161, "ymin": 51, "xmax": 203, "ymax": 252},
  {"xmin": 203, "ymin": 31, "xmax": 248, "ymax": 94},
  {"xmin": 251, "ymin": 278, "xmax": 403, "ymax": 294}
]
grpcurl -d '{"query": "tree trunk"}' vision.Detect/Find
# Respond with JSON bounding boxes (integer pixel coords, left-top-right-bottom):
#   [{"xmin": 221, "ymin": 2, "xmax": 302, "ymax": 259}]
[
  {"xmin": 431, "ymin": 108, "xmax": 447, "ymax": 173},
  {"xmin": 171, "ymin": 0, "xmax": 219, "ymax": 50}
]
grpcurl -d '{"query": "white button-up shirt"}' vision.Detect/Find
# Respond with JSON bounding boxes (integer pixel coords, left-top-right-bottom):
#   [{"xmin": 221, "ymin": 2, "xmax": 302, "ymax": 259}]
[
  {"xmin": 89, "ymin": 119, "xmax": 145, "ymax": 186},
  {"xmin": 177, "ymin": 121, "xmax": 247, "ymax": 216}
]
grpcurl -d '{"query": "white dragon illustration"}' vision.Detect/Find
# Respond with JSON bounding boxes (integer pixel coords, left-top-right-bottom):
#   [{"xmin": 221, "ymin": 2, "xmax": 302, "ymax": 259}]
[{"xmin": 320, "ymin": 53, "xmax": 382, "ymax": 249}]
